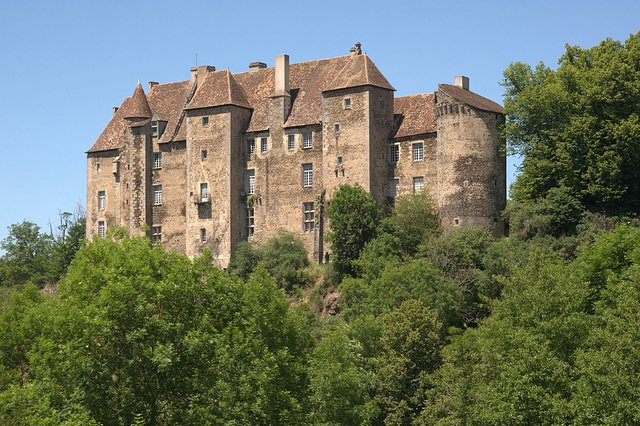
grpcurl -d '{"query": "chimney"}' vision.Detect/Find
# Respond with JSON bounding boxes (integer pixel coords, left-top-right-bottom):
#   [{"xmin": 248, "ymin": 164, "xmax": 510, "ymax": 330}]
[
  {"xmin": 274, "ymin": 54, "xmax": 290, "ymax": 96},
  {"xmin": 113, "ymin": 106, "xmax": 119, "ymax": 116},
  {"xmin": 350, "ymin": 47, "xmax": 357, "ymax": 56},
  {"xmin": 190, "ymin": 65, "xmax": 216, "ymax": 85},
  {"xmin": 355, "ymin": 42, "xmax": 362, "ymax": 55},
  {"xmin": 455, "ymin": 76, "xmax": 469, "ymax": 91},
  {"xmin": 249, "ymin": 62, "xmax": 267, "ymax": 72},
  {"xmin": 148, "ymin": 81, "xmax": 158, "ymax": 91}
]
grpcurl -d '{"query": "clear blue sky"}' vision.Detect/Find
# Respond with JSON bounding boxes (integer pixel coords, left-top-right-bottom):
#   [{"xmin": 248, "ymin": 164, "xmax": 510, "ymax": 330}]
[{"xmin": 0, "ymin": 0, "xmax": 638, "ymax": 243}]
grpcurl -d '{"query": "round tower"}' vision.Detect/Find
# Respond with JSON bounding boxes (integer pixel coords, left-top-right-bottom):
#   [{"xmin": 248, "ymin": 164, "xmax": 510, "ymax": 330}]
[{"xmin": 434, "ymin": 77, "xmax": 506, "ymax": 236}]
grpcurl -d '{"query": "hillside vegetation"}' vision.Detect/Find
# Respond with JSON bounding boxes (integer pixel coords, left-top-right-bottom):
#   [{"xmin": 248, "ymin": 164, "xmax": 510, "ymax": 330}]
[{"xmin": 2, "ymin": 33, "xmax": 640, "ymax": 425}]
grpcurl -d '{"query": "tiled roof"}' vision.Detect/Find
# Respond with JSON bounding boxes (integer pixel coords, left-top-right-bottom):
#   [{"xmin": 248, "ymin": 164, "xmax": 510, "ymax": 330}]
[
  {"xmin": 325, "ymin": 54, "xmax": 395, "ymax": 92},
  {"xmin": 88, "ymin": 80, "xmax": 192, "ymax": 153},
  {"xmin": 392, "ymin": 93, "xmax": 436, "ymax": 139},
  {"xmin": 438, "ymin": 84, "xmax": 503, "ymax": 113},
  {"xmin": 124, "ymin": 83, "xmax": 152, "ymax": 119},
  {"xmin": 186, "ymin": 70, "xmax": 252, "ymax": 110}
]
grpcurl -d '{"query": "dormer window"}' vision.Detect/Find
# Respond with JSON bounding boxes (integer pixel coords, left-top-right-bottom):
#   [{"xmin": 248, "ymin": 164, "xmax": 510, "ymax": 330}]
[{"xmin": 151, "ymin": 121, "xmax": 158, "ymax": 136}]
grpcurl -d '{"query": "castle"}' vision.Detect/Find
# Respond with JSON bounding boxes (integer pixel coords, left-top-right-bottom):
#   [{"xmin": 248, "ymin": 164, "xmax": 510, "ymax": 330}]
[{"xmin": 86, "ymin": 44, "xmax": 506, "ymax": 266}]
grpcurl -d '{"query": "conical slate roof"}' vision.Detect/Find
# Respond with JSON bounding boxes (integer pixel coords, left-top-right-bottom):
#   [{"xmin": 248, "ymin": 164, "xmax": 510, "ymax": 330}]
[{"xmin": 124, "ymin": 82, "xmax": 152, "ymax": 119}]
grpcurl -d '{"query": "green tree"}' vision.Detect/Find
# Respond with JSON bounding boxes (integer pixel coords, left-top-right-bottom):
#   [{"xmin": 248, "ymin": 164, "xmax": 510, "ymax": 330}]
[
  {"xmin": 503, "ymin": 32, "xmax": 640, "ymax": 213},
  {"xmin": 0, "ymin": 221, "xmax": 54, "ymax": 288},
  {"xmin": 386, "ymin": 190, "xmax": 440, "ymax": 256},
  {"xmin": 326, "ymin": 184, "xmax": 380, "ymax": 275}
]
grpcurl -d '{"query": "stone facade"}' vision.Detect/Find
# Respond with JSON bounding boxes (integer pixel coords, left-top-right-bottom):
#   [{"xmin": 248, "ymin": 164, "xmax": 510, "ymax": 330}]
[{"xmin": 86, "ymin": 45, "xmax": 506, "ymax": 267}]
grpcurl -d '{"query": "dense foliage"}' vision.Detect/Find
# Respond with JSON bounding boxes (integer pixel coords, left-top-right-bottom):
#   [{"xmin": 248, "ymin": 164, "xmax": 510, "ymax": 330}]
[
  {"xmin": 3, "ymin": 34, "xmax": 640, "ymax": 425},
  {"xmin": 503, "ymin": 31, "xmax": 640, "ymax": 214}
]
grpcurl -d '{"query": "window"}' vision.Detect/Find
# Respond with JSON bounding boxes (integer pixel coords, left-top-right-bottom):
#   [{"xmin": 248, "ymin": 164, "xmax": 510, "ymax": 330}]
[
  {"xmin": 285, "ymin": 134, "xmax": 294, "ymax": 150},
  {"xmin": 246, "ymin": 208, "xmax": 255, "ymax": 237},
  {"xmin": 413, "ymin": 143, "xmax": 423, "ymax": 161},
  {"xmin": 413, "ymin": 177, "xmax": 424, "ymax": 194},
  {"xmin": 246, "ymin": 170, "xmax": 255, "ymax": 194},
  {"xmin": 154, "ymin": 152, "xmax": 162, "ymax": 169},
  {"xmin": 152, "ymin": 226, "xmax": 162, "ymax": 244},
  {"xmin": 380, "ymin": 101, "xmax": 385, "ymax": 110},
  {"xmin": 201, "ymin": 150, "xmax": 208, "ymax": 160},
  {"xmin": 246, "ymin": 139, "xmax": 255, "ymax": 155},
  {"xmin": 389, "ymin": 179, "xmax": 399, "ymax": 197},
  {"xmin": 201, "ymin": 228, "xmax": 207, "ymax": 242},
  {"xmin": 97, "ymin": 163, "xmax": 101, "ymax": 173},
  {"xmin": 454, "ymin": 218, "xmax": 460, "ymax": 226},
  {"xmin": 338, "ymin": 156, "xmax": 343, "ymax": 166},
  {"xmin": 344, "ymin": 98, "xmax": 351, "ymax": 110},
  {"xmin": 98, "ymin": 191, "xmax": 106, "ymax": 210},
  {"xmin": 261, "ymin": 137, "xmax": 268, "ymax": 153},
  {"xmin": 153, "ymin": 185, "xmax": 162, "ymax": 205},
  {"xmin": 335, "ymin": 123, "xmax": 340, "ymax": 134},
  {"xmin": 200, "ymin": 183, "xmax": 208, "ymax": 201},
  {"xmin": 303, "ymin": 202, "xmax": 315, "ymax": 233},
  {"xmin": 389, "ymin": 145, "xmax": 399, "ymax": 163},
  {"xmin": 98, "ymin": 221, "xmax": 105, "ymax": 238},
  {"xmin": 303, "ymin": 163, "xmax": 313, "ymax": 187},
  {"xmin": 303, "ymin": 132, "xmax": 312, "ymax": 149},
  {"xmin": 151, "ymin": 121, "xmax": 158, "ymax": 136},
  {"xmin": 202, "ymin": 116, "xmax": 209, "ymax": 127}
]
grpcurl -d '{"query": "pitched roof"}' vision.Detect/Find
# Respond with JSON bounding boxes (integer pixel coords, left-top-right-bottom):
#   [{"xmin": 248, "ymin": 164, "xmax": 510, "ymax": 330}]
[
  {"xmin": 87, "ymin": 80, "xmax": 193, "ymax": 153},
  {"xmin": 124, "ymin": 83, "xmax": 152, "ymax": 119},
  {"xmin": 392, "ymin": 93, "xmax": 437, "ymax": 139},
  {"xmin": 438, "ymin": 84, "xmax": 503, "ymax": 113},
  {"xmin": 186, "ymin": 70, "xmax": 252, "ymax": 110},
  {"xmin": 325, "ymin": 54, "xmax": 395, "ymax": 92}
]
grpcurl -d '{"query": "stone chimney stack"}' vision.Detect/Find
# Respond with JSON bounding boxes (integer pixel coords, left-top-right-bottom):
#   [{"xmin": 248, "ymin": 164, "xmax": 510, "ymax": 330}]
[
  {"xmin": 455, "ymin": 76, "xmax": 469, "ymax": 91},
  {"xmin": 190, "ymin": 65, "xmax": 216, "ymax": 85},
  {"xmin": 148, "ymin": 81, "xmax": 158, "ymax": 91},
  {"xmin": 249, "ymin": 62, "xmax": 267, "ymax": 72},
  {"xmin": 274, "ymin": 54, "xmax": 290, "ymax": 96}
]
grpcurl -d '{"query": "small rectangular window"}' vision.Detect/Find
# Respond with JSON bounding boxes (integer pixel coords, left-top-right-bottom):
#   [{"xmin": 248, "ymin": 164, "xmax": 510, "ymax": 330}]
[
  {"xmin": 338, "ymin": 156, "xmax": 343, "ymax": 166},
  {"xmin": 303, "ymin": 163, "xmax": 313, "ymax": 187},
  {"xmin": 288, "ymin": 134, "xmax": 295, "ymax": 151},
  {"xmin": 413, "ymin": 177, "xmax": 424, "ymax": 194},
  {"xmin": 246, "ymin": 208, "xmax": 255, "ymax": 238},
  {"xmin": 202, "ymin": 116, "xmax": 209, "ymax": 127},
  {"xmin": 303, "ymin": 202, "xmax": 315, "ymax": 233},
  {"xmin": 335, "ymin": 123, "xmax": 340, "ymax": 134},
  {"xmin": 389, "ymin": 145, "xmax": 399, "ymax": 163},
  {"xmin": 246, "ymin": 139, "xmax": 255, "ymax": 155},
  {"xmin": 246, "ymin": 170, "xmax": 255, "ymax": 194},
  {"xmin": 344, "ymin": 98, "xmax": 351, "ymax": 110},
  {"xmin": 154, "ymin": 152, "xmax": 162, "ymax": 169},
  {"xmin": 98, "ymin": 221, "xmax": 105, "ymax": 238},
  {"xmin": 261, "ymin": 137, "xmax": 268, "ymax": 153},
  {"xmin": 151, "ymin": 121, "xmax": 158, "ymax": 136},
  {"xmin": 202, "ymin": 150, "xmax": 208, "ymax": 160},
  {"xmin": 389, "ymin": 179, "xmax": 399, "ymax": 198},
  {"xmin": 201, "ymin": 228, "xmax": 207, "ymax": 242},
  {"xmin": 97, "ymin": 163, "xmax": 101, "ymax": 173},
  {"xmin": 413, "ymin": 143, "xmax": 424, "ymax": 161},
  {"xmin": 152, "ymin": 226, "xmax": 162, "ymax": 244},
  {"xmin": 98, "ymin": 191, "xmax": 106, "ymax": 210},
  {"xmin": 153, "ymin": 185, "xmax": 162, "ymax": 205},
  {"xmin": 200, "ymin": 183, "xmax": 208, "ymax": 202},
  {"xmin": 303, "ymin": 133, "xmax": 312, "ymax": 149}
]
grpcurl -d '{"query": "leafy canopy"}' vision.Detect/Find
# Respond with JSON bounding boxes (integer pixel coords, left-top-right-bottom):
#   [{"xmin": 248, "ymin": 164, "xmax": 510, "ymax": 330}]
[{"xmin": 503, "ymin": 32, "xmax": 640, "ymax": 213}]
